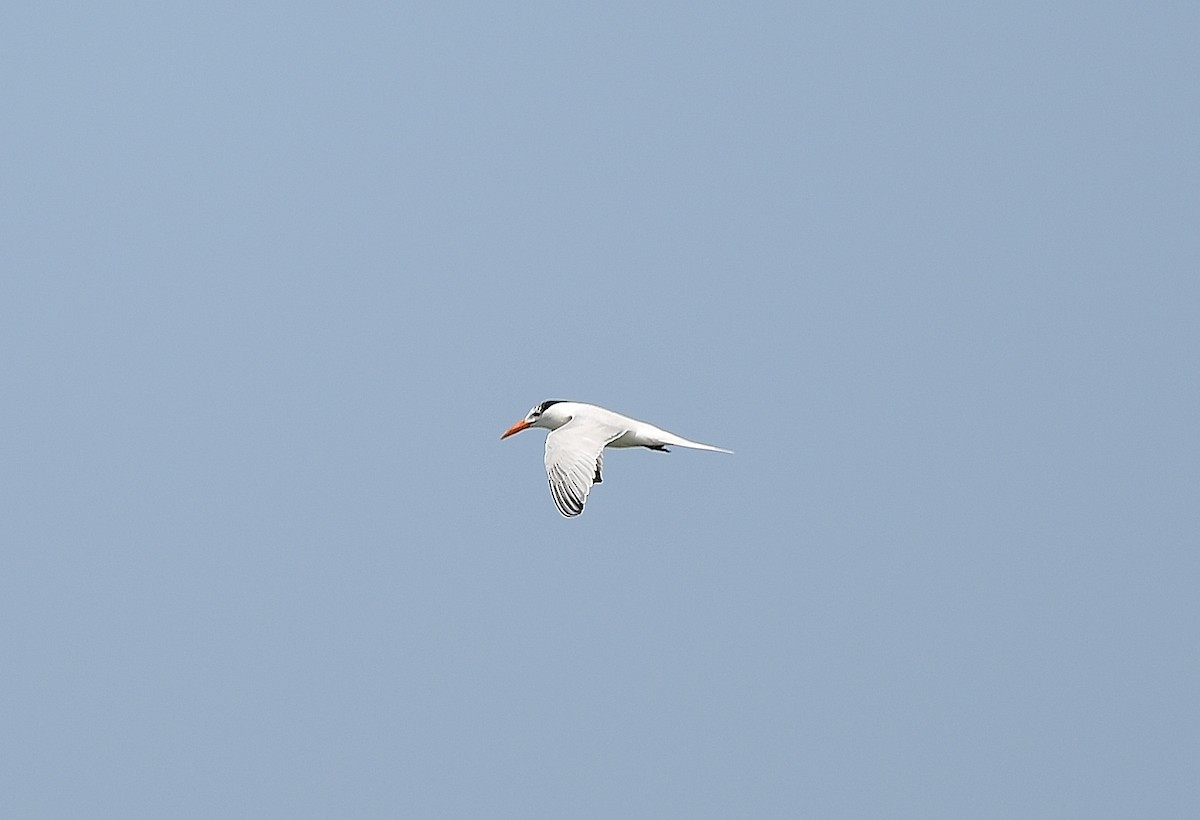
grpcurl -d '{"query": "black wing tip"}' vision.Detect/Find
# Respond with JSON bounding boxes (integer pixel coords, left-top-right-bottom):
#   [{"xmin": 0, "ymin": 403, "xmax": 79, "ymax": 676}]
[
  {"xmin": 548, "ymin": 477, "xmax": 586, "ymax": 517},
  {"xmin": 553, "ymin": 498, "xmax": 584, "ymax": 517}
]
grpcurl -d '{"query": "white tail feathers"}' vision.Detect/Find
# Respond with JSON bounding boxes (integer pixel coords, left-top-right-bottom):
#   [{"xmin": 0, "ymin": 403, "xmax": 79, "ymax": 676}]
[{"xmin": 662, "ymin": 435, "xmax": 734, "ymax": 454}]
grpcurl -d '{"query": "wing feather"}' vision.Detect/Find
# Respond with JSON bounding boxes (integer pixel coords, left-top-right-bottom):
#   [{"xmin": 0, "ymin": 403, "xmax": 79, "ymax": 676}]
[{"xmin": 543, "ymin": 420, "xmax": 624, "ymax": 517}]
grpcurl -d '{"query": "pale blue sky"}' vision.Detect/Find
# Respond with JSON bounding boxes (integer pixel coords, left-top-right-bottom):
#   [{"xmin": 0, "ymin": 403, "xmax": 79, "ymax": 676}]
[{"xmin": 2, "ymin": 3, "xmax": 1197, "ymax": 817}]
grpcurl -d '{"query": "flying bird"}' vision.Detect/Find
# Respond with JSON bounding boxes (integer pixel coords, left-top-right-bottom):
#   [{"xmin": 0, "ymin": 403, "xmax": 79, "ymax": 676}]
[{"xmin": 500, "ymin": 400, "xmax": 732, "ymax": 517}]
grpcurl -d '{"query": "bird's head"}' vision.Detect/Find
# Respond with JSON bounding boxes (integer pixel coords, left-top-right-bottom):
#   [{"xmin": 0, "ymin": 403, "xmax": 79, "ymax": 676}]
[{"xmin": 501, "ymin": 400, "xmax": 570, "ymax": 439}]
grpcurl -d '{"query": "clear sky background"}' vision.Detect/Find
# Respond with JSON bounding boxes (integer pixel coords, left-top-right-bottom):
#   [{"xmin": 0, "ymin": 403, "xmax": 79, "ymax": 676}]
[{"xmin": 2, "ymin": 3, "xmax": 1197, "ymax": 818}]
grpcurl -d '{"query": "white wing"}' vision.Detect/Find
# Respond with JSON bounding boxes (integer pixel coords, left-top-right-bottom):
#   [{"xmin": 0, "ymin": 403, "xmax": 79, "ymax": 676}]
[{"xmin": 543, "ymin": 419, "xmax": 624, "ymax": 517}]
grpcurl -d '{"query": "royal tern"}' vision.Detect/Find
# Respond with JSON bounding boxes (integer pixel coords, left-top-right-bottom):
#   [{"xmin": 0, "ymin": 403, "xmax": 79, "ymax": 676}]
[{"xmin": 501, "ymin": 400, "xmax": 732, "ymax": 517}]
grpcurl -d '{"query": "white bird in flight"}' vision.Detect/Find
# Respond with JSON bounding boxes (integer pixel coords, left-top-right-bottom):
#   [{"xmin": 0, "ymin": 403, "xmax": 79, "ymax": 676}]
[{"xmin": 501, "ymin": 400, "xmax": 732, "ymax": 517}]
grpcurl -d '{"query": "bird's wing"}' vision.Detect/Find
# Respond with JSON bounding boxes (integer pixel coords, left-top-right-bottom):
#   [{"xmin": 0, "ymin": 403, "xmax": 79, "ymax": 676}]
[{"xmin": 543, "ymin": 420, "xmax": 624, "ymax": 517}]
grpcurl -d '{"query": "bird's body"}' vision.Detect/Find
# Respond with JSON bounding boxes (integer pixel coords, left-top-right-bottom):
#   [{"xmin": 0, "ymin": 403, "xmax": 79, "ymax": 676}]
[{"xmin": 501, "ymin": 400, "xmax": 731, "ymax": 517}]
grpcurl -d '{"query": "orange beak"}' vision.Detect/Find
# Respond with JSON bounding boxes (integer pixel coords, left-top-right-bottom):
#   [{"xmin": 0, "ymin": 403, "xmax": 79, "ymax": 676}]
[{"xmin": 501, "ymin": 419, "xmax": 532, "ymax": 440}]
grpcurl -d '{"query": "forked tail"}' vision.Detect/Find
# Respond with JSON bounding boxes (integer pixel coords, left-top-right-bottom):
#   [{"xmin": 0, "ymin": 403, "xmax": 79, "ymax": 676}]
[{"xmin": 661, "ymin": 434, "xmax": 734, "ymax": 454}]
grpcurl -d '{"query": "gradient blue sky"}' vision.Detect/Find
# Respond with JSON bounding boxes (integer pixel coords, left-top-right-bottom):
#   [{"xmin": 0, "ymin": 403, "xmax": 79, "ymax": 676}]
[{"xmin": 3, "ymin": 3, "xmax": 1197, "ymax": 817}]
